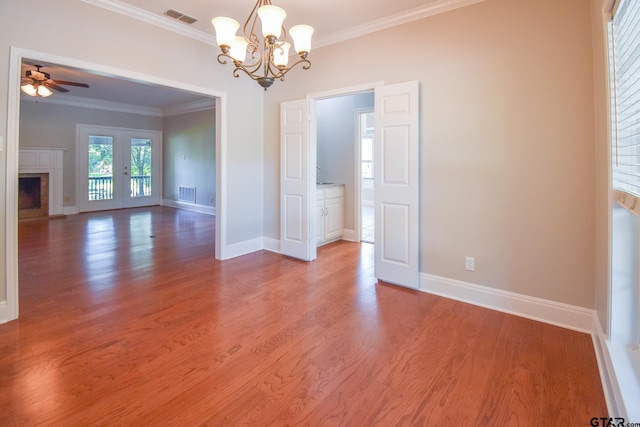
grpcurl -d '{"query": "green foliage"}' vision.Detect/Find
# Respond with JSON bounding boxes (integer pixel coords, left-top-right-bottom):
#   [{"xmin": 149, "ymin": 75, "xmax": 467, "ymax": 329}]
[
  {"xmin": 131, "ymin": 144, "xmax": 152, "ymax": 176},
  {"xmin": 88, "ymin": 139, "xmax": 113, "ymax": 176}
]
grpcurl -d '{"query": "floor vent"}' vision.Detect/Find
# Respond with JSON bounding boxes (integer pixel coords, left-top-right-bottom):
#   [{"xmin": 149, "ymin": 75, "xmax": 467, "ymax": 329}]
[
  {"xmin": 164, "ymin": 9, "xmax": 198, "ymax": 25},
  {"xmin": 178, "ymin": 186, "xmax": 196, "ymax": 203}
]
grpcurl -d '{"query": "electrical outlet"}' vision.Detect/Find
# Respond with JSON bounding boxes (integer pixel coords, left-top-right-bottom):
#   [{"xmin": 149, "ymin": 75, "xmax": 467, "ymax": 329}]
[{"xmin": 465, "ymin": 257, "xmax": 475, "ymax": 271}]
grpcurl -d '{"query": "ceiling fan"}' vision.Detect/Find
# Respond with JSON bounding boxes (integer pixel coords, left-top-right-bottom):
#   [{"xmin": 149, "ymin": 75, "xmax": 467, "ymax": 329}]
[{"xmin": 21, "ymin": 65, "xmax": 89, "ymax": 98}]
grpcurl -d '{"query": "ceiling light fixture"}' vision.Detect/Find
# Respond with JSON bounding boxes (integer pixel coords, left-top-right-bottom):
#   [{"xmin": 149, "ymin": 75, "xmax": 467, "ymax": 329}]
[
  {"xmin": 20, "ymin": 83, "xmax": 52, "ymax": 98},
  {"xmin": 20, "ymin": 65, "xmax": 89, "ymax": 98},
  {"xmin": 211, "ymin": 0, "xmax": 314, "ymax": 90}
]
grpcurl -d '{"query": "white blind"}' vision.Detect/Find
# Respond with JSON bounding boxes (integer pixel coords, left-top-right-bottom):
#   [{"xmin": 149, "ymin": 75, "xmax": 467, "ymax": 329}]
[{"xmin": 611, "ymin": 0, "xmax": 640, "ymax": 197}]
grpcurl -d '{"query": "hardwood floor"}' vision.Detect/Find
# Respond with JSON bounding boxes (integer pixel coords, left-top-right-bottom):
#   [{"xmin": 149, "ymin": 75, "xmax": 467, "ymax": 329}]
[{"xmin": 1, "ymin": 206, "xmax": 606, "ymax": 425}]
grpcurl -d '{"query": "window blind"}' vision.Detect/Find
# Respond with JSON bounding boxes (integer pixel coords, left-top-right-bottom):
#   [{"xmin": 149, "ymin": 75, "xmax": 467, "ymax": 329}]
[{"xmin": 611, "ymin": 0, "xmax": 640, "ymax": 198}]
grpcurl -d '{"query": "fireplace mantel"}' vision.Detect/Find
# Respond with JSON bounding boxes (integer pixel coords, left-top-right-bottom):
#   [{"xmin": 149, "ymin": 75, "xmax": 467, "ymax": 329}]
[{"xmin": 19, "ymin": 148, "xmax": 64, "ymax": 216}]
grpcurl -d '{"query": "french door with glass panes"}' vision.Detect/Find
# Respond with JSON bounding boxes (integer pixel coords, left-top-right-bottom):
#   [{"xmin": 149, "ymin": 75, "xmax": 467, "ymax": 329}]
[{"xmin": 77, "ymin": 125, "xmax": 161, "ymax": 212}]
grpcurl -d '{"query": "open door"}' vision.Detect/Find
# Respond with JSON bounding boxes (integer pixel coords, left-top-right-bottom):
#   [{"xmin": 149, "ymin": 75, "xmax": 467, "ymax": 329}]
[
  {"xmin": 374, "ymin": 81, "xmax": 420, "ymax": 289},
  {"xmin": 280, "ymin": 99, "xmax": 315, "ymax": 261}
]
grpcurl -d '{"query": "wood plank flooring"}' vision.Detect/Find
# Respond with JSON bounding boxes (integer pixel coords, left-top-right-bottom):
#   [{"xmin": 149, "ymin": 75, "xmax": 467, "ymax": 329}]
[{"xmin": 1, "ymin": 206, "xmax": 607, "ymax": 425}]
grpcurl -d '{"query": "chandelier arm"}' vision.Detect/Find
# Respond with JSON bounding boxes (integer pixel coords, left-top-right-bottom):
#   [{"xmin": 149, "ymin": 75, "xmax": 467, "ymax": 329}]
[
  {"xmin": 217, "ymin": 53, "xmax": 230, "ymax": 65},
  {"xmin": 243, "ymin": 0, "xmax": 263, "ymax": 45},
  {"xmin": 263, "ymin": 41, "xmax": 275, "ymax": 81},
  {"xmin": 274, "ymin": 58, "xmax": 312, "ymax": 80},
  {"xmin": 233, "ymin": 65, "xmax": 263, "ymax": 82},
  {"xmin": 218, "ymin": 52, "xmax": 265, "ymax": 78}
]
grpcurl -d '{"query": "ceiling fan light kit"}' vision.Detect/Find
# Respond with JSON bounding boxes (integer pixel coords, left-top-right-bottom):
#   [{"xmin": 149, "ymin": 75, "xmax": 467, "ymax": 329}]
[
  {"xmin": 211, "ymin": 0, "xmax": 314, "ymax": 90},
  {"xmin": 21, "ymin": 64, "xmax": 89, "ymax": 98}
]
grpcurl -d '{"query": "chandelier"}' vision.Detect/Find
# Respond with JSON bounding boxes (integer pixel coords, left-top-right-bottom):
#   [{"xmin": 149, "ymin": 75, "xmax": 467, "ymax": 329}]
[{"xmin": 211, "ymin": 0, "xmax": 314, "ymax": 90}]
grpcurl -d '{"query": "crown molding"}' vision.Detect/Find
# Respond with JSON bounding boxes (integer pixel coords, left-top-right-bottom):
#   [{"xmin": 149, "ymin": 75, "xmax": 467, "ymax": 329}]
[
  {"xmin": 20, "ymin": 93, "xmax": 214, "ymax": 117},
  {"xmin": 21, "ymin": 93, "xmax": 163, "ymax": 117},
  {"xmin": 162, "ymin": 98, "xmax": 216, "ymax": 117},
  {"xmin": 314, "ymin": 0, "xmax": 486, "ymax": 48},
  {"xmin": 83, "ymin": 0, "xmax": 485, "ymax": 50},
  {"xmin": 81, "ymin": 0, "xmax": 216, "ymax": 46}
]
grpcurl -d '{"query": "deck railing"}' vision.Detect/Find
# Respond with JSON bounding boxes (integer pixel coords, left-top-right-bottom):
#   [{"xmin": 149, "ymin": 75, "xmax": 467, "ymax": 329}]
[{"xmin": 88, "ymin": 175, "xmax": 151, "ymax": 200}]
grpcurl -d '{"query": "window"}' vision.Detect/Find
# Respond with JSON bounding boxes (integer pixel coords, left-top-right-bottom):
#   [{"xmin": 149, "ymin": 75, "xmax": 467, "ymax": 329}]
[
  {"xmin": 359, "ymin": 112, "xmax": 374, "ymax": 188},
  {"xmin": 608, "ymin": 0, "xmax": 640, "ymax": 419},
  {"xmin": 610, "ymin": 0, "xmax": 640, "ymax": 201}
]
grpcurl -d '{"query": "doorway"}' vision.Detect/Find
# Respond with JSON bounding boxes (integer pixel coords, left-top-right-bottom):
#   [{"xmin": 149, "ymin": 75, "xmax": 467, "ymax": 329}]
[
  {"xmin": 358, "ymin": 110, "xmax": 375, "ymax": 244},
  {"xmin": 5, "ymin": 48, "xmax": 227, "ymax": 322},
  {"xmin": 314, "ymin": 92, "xmax": 375, "ymax": 248},
  {"xmin": 281, "ymin": 81, "xmax": 420, "ymax": 289},
  {"xmin": 77, "ymin": 125, "xmax": 161, "ymax": 212}
]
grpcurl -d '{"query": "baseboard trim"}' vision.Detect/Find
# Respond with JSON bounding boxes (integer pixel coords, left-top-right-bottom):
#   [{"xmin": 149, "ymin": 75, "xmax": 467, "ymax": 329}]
[
  {"xmin": 63, "ymin": 206, "xmax": 79, "ymax": 215},
  {"xmin": 162, "ymin": 199, "xmax": 216, "ymax": 216},
  {"xmin": 263, "ymin": 237, "xmax": 280, "ymax": 254},
  {"xmin": 225, "ymin": 237, "xmax": 264, "ymax": 259},
  {"xmin": 0, "ymin": 300, "xmax": 8, "ymax": 325},
  {"xmin": 420, "ymin": 273, "xmax": 594, "ymax": 333},
  {"xmin": 341, "ymin": 229, "xmax": 357, "ymax": 242},
  {"xmin": 592, "ymin": 313, "xmax": 626, "ymax": 418}
]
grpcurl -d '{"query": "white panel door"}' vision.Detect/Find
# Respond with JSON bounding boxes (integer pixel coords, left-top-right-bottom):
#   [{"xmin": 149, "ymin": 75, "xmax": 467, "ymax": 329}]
[
  {"xmin": 374, "ymin": 81, "xmax": 420, "ymax": 289},
  {"xmin": 280, "ymin": 99, "xmax": 314, "ymax": 261},
  {"xmin": 78, "ymin": 125, "xmax": 161, "ymax": 212},
  {"xmin": 122, "ymin": 129, "xmax": 161, "ymax": 208}
]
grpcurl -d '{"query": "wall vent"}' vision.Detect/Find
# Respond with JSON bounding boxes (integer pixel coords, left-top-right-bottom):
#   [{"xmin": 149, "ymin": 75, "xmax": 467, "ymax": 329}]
[
  {"xmin": 178, "ymin": 186, "xmax": 196, "ymax": 203},
  {"xmin": 164, "ymin": 9, "xmax": 198, "ymax": 25}
]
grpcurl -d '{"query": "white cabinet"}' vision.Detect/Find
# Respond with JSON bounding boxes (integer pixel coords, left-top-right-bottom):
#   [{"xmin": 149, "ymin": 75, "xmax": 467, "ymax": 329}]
[{"xmin": 316, "ymin": 185, "xmax": 344, "ymax": 245}]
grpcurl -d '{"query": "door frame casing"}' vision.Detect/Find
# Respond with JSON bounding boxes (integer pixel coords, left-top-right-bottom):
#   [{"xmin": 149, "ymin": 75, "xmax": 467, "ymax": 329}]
[{"xmin": 4, "ymin": 47, "xmax": 228, "ymax": 323}]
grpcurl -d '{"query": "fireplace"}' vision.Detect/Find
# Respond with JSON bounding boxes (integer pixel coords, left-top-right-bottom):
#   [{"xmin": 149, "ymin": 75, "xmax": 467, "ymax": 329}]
[
  {"xmin": 18, "ymin": 173, "xmax": 49, "ymax": 219},
  {"xmin": 19, "ymin": 147, "xmax": 65, "ymax": 217}
]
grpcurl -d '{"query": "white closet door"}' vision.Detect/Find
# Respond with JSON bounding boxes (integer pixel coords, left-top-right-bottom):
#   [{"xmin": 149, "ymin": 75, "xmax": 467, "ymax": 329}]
[
  {"xmin": 280, "ymin": 99, "xmax": 314, "ymax": 261},
  {"xmin": 374, "ymin": 81, "xmax": 420, "ymax": 289}
]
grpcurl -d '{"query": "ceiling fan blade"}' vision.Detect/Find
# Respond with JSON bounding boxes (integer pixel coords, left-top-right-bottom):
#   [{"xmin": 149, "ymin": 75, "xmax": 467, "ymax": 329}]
[
  {"xmin": 46, "ymin": 82, "xmax": 70, "ymax": 93},
  {"xmin": 53, "ymin": 80, "xmax": 90, "ymax": 88}
]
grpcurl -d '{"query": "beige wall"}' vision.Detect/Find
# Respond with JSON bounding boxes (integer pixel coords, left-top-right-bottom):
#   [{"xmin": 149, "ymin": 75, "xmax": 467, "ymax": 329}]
[
  {"xmin": 264, "ymin": 0, "xmax": 597, "ymax": 307},
  {"xmin": 0, "ymin": 0, "xmax": 264, "ymax": 310}
]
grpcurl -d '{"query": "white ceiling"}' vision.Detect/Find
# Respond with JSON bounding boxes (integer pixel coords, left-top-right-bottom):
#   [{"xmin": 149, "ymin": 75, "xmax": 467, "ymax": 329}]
[
  {"xmin": 20, "ymin": 0, "xmax": 478, "ymax": 110},
  {"xmin": 20, "ymin": 59, "xmax": 209, "ymax": 111}
]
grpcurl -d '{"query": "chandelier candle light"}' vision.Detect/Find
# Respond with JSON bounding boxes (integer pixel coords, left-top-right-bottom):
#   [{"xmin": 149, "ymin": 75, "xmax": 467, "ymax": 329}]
[{"xmin": 211, "ymin": 0, "xmax": 314, "ymax": 90}]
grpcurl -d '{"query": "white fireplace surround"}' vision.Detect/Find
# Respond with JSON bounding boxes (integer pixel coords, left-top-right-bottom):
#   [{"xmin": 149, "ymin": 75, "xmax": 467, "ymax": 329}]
[{"xmin": 19, "ymin": 148, "xmax": 64, "ymax": 216}]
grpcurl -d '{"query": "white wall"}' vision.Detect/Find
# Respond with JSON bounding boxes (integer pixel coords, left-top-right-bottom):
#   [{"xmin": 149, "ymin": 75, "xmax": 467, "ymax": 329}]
[
  {"xmin": 0, "ymin": 0, "xmax": 264, "ymax": 311},
  {"xmin": 264, "ymin": 0, "xmax": 597, "ymax": 308},
  {"xmin": 164, "ymin": 108, "xmax": 216, "ymax": 207}
]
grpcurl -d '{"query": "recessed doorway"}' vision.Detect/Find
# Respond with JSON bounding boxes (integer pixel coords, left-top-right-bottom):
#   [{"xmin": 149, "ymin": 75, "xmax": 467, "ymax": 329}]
[{"xmin": 358, "ymin": 110, "xmax": 374, "ymax": 244}]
